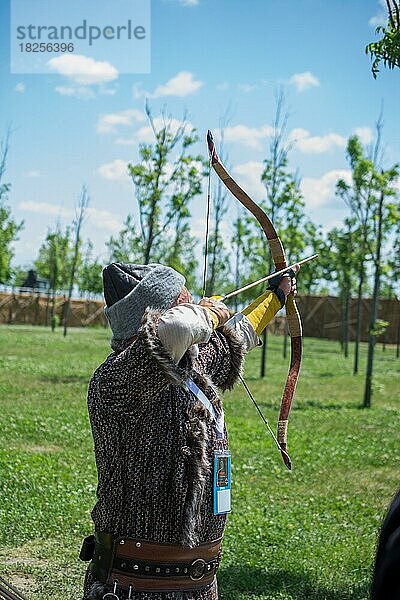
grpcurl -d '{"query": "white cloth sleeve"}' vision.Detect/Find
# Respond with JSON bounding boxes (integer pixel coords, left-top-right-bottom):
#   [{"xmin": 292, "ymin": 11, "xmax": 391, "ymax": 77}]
[
  {"xmin": 158, "ymin": 304, "xmax": 214, "ymax": 363},
  {"xmin": 222, "ymin": 313, "xmax": 260, "ymax": 353}
]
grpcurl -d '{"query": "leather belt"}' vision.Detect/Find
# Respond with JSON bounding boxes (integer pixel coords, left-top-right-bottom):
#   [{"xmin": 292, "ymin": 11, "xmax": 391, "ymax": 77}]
[{"xmin": 90, "ymin": 533, "xmax": 223, "ymax": 593}]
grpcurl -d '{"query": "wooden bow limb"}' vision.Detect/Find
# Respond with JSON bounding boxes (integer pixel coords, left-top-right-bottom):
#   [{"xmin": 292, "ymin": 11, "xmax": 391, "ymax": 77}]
[{"xmin": 207, "ymin": 130, "xmax": 304, "ymax": 469}]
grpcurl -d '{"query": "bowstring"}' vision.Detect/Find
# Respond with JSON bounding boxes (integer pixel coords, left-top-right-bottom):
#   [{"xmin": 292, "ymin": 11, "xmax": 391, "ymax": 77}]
[
  {"xmin": 239, "ymin": 375, "xmax": 291, "ymax": 462},
  {"xmin": 201, "ymin": 154, "xmax": 212, "ymax": 299}
]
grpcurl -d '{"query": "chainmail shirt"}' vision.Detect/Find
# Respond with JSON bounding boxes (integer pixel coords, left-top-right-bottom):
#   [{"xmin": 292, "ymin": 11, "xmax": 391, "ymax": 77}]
[{"xmin": 83, "ymin": 308, "xmax": 245, "ymax": 600}]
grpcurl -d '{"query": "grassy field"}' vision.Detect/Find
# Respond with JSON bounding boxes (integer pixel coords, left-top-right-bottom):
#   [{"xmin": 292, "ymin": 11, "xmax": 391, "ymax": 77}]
[{"xmin": 0, "ymin": 325, "xmax": 399, "ymax": 599}]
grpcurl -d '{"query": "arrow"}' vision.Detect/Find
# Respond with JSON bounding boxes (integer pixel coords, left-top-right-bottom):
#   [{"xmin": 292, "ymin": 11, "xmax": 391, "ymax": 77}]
[{"xmin": 221, "ymin": 253, "xmax": 318, "ymax": 301}]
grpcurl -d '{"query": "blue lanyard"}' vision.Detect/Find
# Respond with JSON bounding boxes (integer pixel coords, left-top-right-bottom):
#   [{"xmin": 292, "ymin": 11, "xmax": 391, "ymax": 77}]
[{"xmin": 186, "ymin": 378, "xmax": 225, "ymax": 439}]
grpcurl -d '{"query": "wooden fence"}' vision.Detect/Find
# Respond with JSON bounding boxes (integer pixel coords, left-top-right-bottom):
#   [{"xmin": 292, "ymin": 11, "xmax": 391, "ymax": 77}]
[
  {"xmin": 0, "ymin": 291, "xmax": 398, "ymax": 344},
  {"xmin": 0, "ymin": 292, "xmax": 107, "ymax": 329},
  {"xmin": 294, "ymin": 295, "xmax": 399, "ymax": 344}
]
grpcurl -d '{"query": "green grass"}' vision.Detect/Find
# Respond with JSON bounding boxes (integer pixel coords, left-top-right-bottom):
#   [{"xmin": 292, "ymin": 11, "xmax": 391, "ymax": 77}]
[{"xmin": 0, "ymin": 325, "xmax": 399, "ymax": 599}]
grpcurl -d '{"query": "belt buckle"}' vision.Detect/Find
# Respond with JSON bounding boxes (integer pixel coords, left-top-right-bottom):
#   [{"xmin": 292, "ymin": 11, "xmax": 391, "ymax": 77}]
[
  {"xmin": 190, "ymin": 558, "xmax": 206, "ymax": 581},
  {"xmin": 103, "ymin": 581, "xmax": 120, "ymax": 599}
]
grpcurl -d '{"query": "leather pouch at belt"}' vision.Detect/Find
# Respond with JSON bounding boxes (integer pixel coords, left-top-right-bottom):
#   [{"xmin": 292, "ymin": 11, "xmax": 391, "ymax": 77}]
[
  {"xmin": 91, "ymin": 532, "xmax": 115, "ymax": 583},
  {"xmin": 85, "ymin": 532, "xmax": 223, "ymax": 593}
]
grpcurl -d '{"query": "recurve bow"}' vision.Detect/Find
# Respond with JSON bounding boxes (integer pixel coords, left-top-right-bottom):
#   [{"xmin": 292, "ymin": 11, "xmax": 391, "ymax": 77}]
[{"xmin": 207, "ymin": 130, "xmax": 302, "ymax": 469}]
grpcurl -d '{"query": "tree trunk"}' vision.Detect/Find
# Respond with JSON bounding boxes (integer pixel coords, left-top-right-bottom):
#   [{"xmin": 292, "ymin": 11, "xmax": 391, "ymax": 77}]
[
  {"xmin": 45, "ymin": 290, "xmax": 51, "ymax": 327},
  {"xmin": 283, "ymin": 320, "xmax": 288, "ymax": 358},
  {"xmin": 340, "ymin": 295, "xmax": 345, "ymax": 353},
  {"xmin": 63, "ymin": 287, "xmax": 74, "ymax": 337},
  {"xmin": 353, "ymin": 268, "xmax": 364, "ymax": 375},
  {"xmin": 363, "ymin": 191, "xmax": 384, "ymax": 408},
  {"xmin": 208, "ymin": 180, "xmax": 224, "ymax": 295},
  {"xmin": 234, "ymin": 225, "xmax": 241, "ymax": 314},
  {"xmin": 260, "ymin": 252, "xmax": 274, "ymax": 378},
  {"xmin": 63, "ymin": 187, "xmax": 88, "ymax": 337},
  {"xmin": 51, "ymin": 289, "xmax": 56, "ymax": 324},
  {"xmin": 343, "ymin": 289, "xmax": 350, "ymax": 358},
  {"xmin": 260, "ymin": 328, "xmax": 268, "ymax": 378}
]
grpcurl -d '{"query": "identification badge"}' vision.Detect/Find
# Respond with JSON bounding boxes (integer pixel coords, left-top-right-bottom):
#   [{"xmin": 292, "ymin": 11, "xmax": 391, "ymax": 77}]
[{"xmin": 213, "ymin": 450, "xmax": 231, "ymax": 515}]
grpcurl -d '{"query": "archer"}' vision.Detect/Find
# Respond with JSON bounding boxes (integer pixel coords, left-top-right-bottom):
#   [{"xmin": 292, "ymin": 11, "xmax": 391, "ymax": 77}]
[{"xmin": 80, "ymin": 260, "xmax": 298, "ymax": 600}]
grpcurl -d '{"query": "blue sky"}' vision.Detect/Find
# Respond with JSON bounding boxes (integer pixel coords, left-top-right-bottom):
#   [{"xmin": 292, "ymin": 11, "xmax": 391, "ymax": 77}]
[{"xmin": 0, "ymin": 0, "xmax": 399, "ymax": 268}]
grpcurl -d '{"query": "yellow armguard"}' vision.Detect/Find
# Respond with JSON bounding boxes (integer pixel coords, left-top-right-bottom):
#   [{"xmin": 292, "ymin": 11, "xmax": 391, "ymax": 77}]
[
  {"xmin": 242, "ymin": 291, "xmax": 281, "ymax": 336},
  {"xmin": 204, "ymin": 308, "xmax": 219, "ymax": 330}
]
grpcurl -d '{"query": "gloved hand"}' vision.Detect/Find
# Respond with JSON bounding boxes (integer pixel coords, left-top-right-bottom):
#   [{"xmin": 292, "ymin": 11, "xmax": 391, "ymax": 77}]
[
  {"xmin": 268, "ymin": 264, "xmax": 299, "ymax": 308},
  {"xmin": 199, "ymin": 297, "xmax": 231, "ymax": 329},
  {"xmin": 242, "ymin": 264, "xmax": 300, "ymax": 335}
]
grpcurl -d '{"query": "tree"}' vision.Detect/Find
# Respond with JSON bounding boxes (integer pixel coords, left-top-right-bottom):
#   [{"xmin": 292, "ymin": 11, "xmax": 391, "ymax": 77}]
[
  {"xmin": 35, "ymin": 225, "xmax": 74, "ymax": 325},
  {"xmin": 337, "ymin": 132, "xmax": 382, "ymax": 373},
  {"xmin": 327, "ymin": 219, "xmax": 358, "ymax": 358},
  {"xmin": 63, "ymin": 186, "xmax": 89, "ymax": 337},
  {"xmin": 301, "ymin": 223, "xmax": 332, "ymax": 295},
  {"xmin": 9, "ymin": 264, "xmax": 34, "ymax": 288},
  {"xmin": 0, "ymin": 206, "xmax": 23, "ymax": 284},
  {"xmin": 391, "ymin": 218, "xmax": 400, "ymax": 358},
  {"xmin": 125, "ymin": 105, "xmax": 202, "ymax": 282},
  {"xmin": 279, "ymin": 174, "xmax": 311, "ymax": 358},
  {"xmin": 231, "ymin": 210, "xmax": 252, "ymax": 313},
  {"xmin": 256, "ymin": 90, "xmax": 290, "ymax": 376},
  {"xmin": 35, "ymin": 227, "xmax": 73, "ymax": 292},
  {"xmin": 0, "ymin": 131, "xmax": 24, "ymax": 283},
  {"xmin": 258, "ymin": 90, "xmax": 306, "ymax": 375},
  {"xmin": 162, "ymin": 221, "xmax": 199, "ymax": 292},
  {"xmin": 383, "ymin": 208, "xmax": 400, "ymax": 300},
  {"xmin": 366, "ymin": 0, "xmax": 400, "ymax": 78},
  {"xmin": 106, "ymin": 214, "xmax": 143, "ymax": 263},
  {"xmin": 282, "ymin": 175, "xmax": 307, "ymax": 263},
  {"xmin": 203, "ymin": 131, "xmax": 231, "ymax": 297},
  {"xmin": 77, "ymin": 240, "xmax": 103, "ymax": 298},
  {"xmin": 363, "ymin": 167, "xmax": 399, "ymax": 407}
]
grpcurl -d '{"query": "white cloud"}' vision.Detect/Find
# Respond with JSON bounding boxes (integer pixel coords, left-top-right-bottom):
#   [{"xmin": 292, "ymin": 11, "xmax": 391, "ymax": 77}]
[
  {"xmin": 353, "ymin": 127, "xmax": 374, "ymax": 145},
  {"xmin": 178, "ymin": 0, "xmax": 199, "ymax": 5},
  {"xmin": 216, "ymin": 82, "xmax": 230, "ymax": 91},
  {"xmin": 55, "ymin": 85, "xmax": 95, "ymax": 100},
  {"xmin": 132, "ymin": 83, "xmax": 145, "ymax": 99},
  {"xmin": 133, "ymin": 71, "xmax": 203, "ymax": 99},
  {"xmin": 289, "ymin": 71, "xmax": 320, "ymax": 92},
  {"xmin": 301, "ymin": 170, "xmax": 352, "ymax": 208},
  {"xmin": 238, "ymin": 83, "xmax": 258, "ymax": 94},
  {"xmin": 101, "ymin": 87, "xmax": 118, "ymax": 96},
  {"xmin": 19, "ymin": 201, "xmax": 72, "ymax": 219},
  {"xmin": 223, "ymin": 124, "xmax": 274, "ymax": 150},
  {"xmin": 135, "ymin": 117, "xmax": 186, "ymax": 143},
  {"xmin": 97, "ymin": 159, "xmax": 129, "ymax": 182},
  {"xmin": 153, "ymin": 71, "xmax": 203, "ymax": 97},
  {"xmin": 116, "ymin": 116, "xmax": 192, "ymax": 145},
  {"xmin": 19, "ymin": 201, "xmax": 122, "ymax": 233},
  {"xmin": 14, "ymin": 82, "xmax": 26, "ymax": 93},
  {"xmin": 26, "ymin": 170, "xmax": 41, "ymax": 178},
  {"xmin": 86, "ymin": 208, "xmax": 123, "ymax": 233},
  {"xmin": 97, "ymin": 109, "xmax": 146, "ymax": 133},
  {"xmin": 115, "ymin": 137, "xmax": 139, "ymax": 146},
  {"xmin": 232, "ymin": 161, "xmax": 265, "ymax": 201},
  {"xmin": 47, "ymin": 54, "xmax": 118, "ymax": 85},
  {"xmin": 289, "ymin": 127, "xmax": 346, "ymax": 153},
  {"xmin": 369, "ymin": 0, "xmax": 387, "ymax": 26},
  {"xmin": 190, "ymin": 216, "xmax": 207, "ymax": 239}
]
